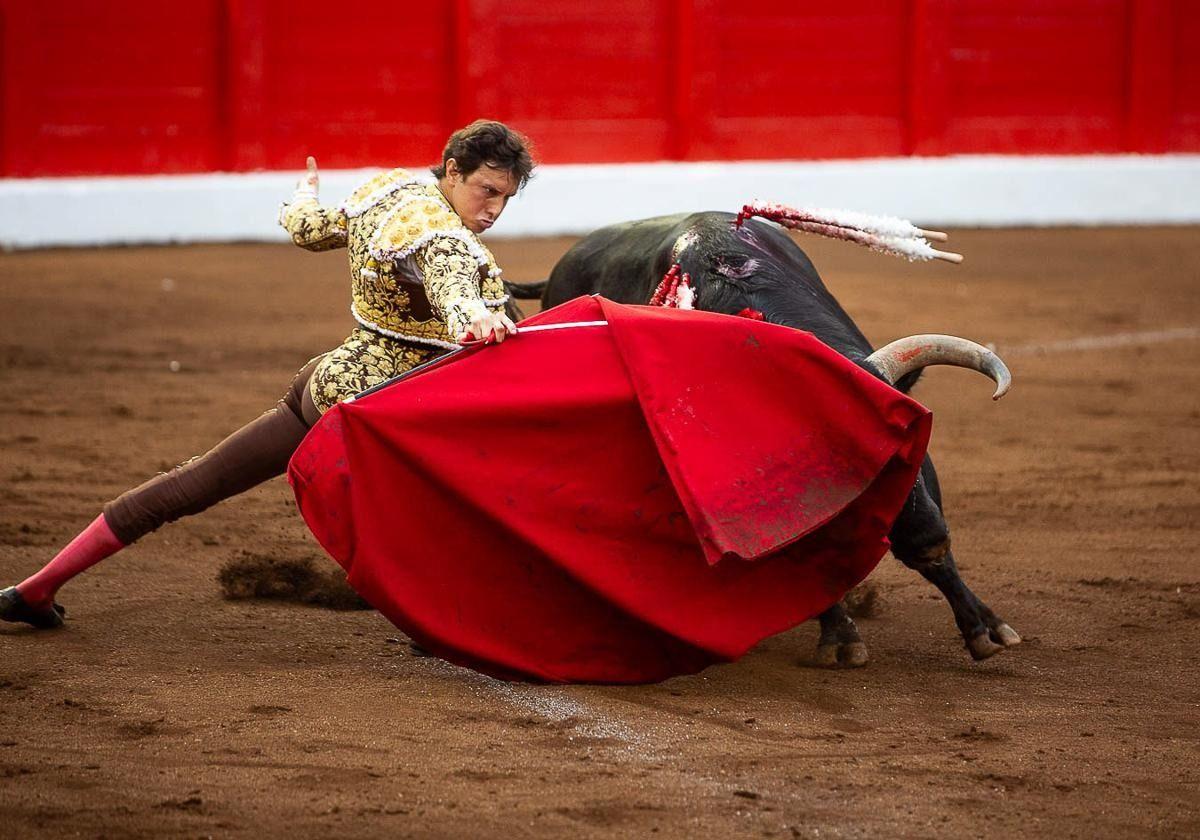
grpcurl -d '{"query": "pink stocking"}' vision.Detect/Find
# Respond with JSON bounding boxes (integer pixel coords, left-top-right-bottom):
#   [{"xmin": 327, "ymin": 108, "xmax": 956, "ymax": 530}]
[{"xmin": 16, "ymin": 515, "xmax": 125, "ymax": 607}]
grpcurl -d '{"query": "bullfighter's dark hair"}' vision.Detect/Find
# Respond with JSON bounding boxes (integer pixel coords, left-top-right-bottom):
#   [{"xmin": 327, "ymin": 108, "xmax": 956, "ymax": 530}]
[{"xmin": 431, "ymin": 120, "xmax": 535, "ymax": 189}]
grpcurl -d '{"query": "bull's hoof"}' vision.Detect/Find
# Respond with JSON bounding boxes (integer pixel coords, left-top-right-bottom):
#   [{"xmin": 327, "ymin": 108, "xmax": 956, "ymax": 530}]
[
  {"xmin": 813, "ymin": 641, "xmax": 869, "ymax": 669},
  {"xmin": 813, "ymin": 644, "xmax": 839, "ymax": 667},
  {"xmin": 0, "ymin": 587, "xmax": 66, "ymax": 630},
  {"xmin": 992, "ymin": 622, "xmax": 1022, "ymax": 647},
  {"xmin": 967, "ymin": 614, "xmax": 1022, "ymax": 660},
  {"xmin": 841, "ymin": 641, "xmax": 869, "ymax": 668},
  {"xmin": 967, "ymin": 632, "xmax": 1004, "ymax": 660}
]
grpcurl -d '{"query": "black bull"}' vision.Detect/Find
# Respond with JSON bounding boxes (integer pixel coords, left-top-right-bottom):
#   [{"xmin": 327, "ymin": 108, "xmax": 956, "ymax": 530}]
[{"xmin": 506, "ymin": 211, "xmax": 1020, "ymax": 666}]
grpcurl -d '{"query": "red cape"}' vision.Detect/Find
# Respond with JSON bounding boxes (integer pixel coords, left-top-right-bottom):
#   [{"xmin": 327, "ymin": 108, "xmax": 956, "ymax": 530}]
[{"xmin": 289, "ymin": 297, "xmax": 931, "ymax": 683}]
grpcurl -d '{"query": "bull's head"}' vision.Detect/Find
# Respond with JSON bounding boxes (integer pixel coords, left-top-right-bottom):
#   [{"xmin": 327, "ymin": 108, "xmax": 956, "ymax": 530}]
[{"xmin": 734, "ymin": 202, "xmax": 1008, "ymax": 398}]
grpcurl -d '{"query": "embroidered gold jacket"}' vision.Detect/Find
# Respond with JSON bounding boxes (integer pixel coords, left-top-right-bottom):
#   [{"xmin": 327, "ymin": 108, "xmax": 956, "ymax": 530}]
[{"xmin": 279, "ymin": 168, "xmax": 508, "ymax": 349}]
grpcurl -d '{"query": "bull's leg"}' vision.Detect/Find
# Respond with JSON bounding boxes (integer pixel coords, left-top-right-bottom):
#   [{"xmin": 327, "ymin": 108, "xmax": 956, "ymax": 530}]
[
  {"xmin": 812, "ymin": 603, "xmax": 869, "ymax": 668},
  {"xmin": 889, "ymin": 456, "xmax": 1021, "ymax": 661}
]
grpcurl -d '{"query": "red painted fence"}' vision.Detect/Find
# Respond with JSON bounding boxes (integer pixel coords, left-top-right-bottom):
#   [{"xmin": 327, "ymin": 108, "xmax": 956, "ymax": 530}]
[{"xmin": 1, "ymin": 0, "xmax": 1196, "ymax": 177}]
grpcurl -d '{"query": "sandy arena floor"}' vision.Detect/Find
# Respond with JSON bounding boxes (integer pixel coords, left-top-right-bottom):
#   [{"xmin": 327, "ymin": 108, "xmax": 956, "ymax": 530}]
[{"xmin": 1, "ymin": 228, "xmax": 1198, "ymax": 838}]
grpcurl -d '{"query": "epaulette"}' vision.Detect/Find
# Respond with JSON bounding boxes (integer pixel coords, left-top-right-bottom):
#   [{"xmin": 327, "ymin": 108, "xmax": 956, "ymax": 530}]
[{"xmin": 339, "ymin": 168, "xmax": 419, "ymax": 219}]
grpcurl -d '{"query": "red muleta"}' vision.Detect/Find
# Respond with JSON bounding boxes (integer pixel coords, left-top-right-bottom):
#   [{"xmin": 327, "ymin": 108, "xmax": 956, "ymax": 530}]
[{"xmin": 288, "ymin": 297, "xmax": 931, "ymax": 684}]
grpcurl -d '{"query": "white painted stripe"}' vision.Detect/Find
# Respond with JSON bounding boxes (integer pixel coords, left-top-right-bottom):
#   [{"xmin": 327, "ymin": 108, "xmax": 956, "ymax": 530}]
[
  {"xmin": 516, "ymin": 320, "xmax": 609, "ymax": 333},
  {"xmin": 997, "ymin": 326, "xmax": 1200, "ymax": 357},
  {"xmin": 455, "ymin": 319, "xmax": 608, "ymax": 346},
  {"xmin": 2, "ymin": 155, "xmax": 1198, "ymax": 249}
]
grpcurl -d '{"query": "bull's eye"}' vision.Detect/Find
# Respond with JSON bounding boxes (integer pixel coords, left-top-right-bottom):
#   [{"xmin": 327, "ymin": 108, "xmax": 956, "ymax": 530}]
[{"xmin": 716, "ymin": 257, "xmax": 760, "ymax": 280}]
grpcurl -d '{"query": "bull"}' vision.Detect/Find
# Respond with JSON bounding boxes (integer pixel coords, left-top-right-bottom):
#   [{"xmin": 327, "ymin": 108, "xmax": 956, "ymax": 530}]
[{"xmin": 507, "ymin": 204, "xmax": 1019, "ymax": 666}]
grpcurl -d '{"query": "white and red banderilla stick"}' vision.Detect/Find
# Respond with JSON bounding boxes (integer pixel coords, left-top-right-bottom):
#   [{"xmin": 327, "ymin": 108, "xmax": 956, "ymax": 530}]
[{"xmin": 734, "ymin": 202, "xmax": 964, "ymax": 264}]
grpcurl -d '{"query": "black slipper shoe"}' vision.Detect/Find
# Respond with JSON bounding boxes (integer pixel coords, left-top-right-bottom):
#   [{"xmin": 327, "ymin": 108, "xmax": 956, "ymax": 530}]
[{"xmin": 0, "ymin": 587, "xmax": 65, "ymax": 629}]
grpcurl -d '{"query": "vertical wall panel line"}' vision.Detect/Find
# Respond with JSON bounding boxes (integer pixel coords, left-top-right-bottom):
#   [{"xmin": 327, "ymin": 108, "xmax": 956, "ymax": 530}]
[
  {"xmin": 905, "ymin": 0, "xmax": 950, "ymax": 156},
  {"xmin": 670, "ymin": 0, "xmax": 695, "ymax": 161},
  {"xmin": 687, "ymin": 0, "xmax": 718, "ymax": 160},
  {"xmin": 215, "ymin": 0, "xmax": 233, "ymax": 171},
  {"xmin": 450, "ymin": 0, "xmax": 473, "ymax": 132},
  {"xmin": 1127, "ymin": 0, "xmax": 1173, "ymax": 152},
  {"xmin": 0, "ymin": 1, "xmax": 8, "ymax": 176},
  {"xmin": 224, "ymin": 0, "xmax": 267, "ymax": 170}
]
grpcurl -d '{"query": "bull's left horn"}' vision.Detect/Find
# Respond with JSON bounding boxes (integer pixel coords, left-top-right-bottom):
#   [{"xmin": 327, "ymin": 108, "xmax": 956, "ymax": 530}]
[{"xmin": 866, "ymin": 334, "xmax": 1012, "ymax": 400}]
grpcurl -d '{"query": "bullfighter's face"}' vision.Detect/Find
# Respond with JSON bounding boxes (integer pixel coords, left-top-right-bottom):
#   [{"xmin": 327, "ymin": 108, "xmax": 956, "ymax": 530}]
[{"xmin": 439, "ymin": 160, "xmax": 519, "ymax": 234}]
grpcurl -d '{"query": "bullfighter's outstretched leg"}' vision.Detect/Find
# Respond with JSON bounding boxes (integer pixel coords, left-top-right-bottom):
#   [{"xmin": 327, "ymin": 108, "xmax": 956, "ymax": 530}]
[
  {"xmin": 0, "ymin": 358, "xmax": 323, "ymax": 630},
  {"xmin": 813, "ymin": 603, "xmax": 868, "ymax": 668},
  {"xmin": 888, "ymin": 456, "xmax": 1021, "ymax": 660}
]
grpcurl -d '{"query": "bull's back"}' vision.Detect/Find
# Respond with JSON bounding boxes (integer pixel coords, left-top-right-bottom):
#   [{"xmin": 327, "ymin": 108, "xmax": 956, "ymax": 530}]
[{"xmin": 544, "ymin": 214, "xmax": 692, "ymax": 307}]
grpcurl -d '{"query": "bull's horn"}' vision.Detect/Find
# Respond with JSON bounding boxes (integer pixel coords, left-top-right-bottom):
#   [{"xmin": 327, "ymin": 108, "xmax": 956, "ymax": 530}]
[{"xmin": 866, "ymin": 334, "xmax": 1012, "ymax": 400}]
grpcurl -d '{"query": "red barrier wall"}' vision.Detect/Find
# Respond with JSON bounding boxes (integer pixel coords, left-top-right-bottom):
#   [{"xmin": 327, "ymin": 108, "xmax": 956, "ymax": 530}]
[{"xmin": 1, "ymin": 0, "xmax": 1196, "ymax": 177}]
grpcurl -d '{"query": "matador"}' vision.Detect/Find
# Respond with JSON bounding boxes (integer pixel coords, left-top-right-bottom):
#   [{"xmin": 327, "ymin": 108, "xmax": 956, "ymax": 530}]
[{"xmin": 2, "ymin": 120, "xmax": 534, "ymax": 629}]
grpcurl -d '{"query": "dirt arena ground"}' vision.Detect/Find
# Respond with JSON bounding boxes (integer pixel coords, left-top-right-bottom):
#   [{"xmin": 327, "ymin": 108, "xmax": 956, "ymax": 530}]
[{"xmin": 1, "ymin": 228, "xmax": 1197, "ymax": 838}]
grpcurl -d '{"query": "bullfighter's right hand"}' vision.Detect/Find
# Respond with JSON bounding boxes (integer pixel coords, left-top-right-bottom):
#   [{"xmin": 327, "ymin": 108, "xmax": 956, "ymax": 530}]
[{"xmin": 461, "ymin": 310, "xmax": 518, "ymax": 345}]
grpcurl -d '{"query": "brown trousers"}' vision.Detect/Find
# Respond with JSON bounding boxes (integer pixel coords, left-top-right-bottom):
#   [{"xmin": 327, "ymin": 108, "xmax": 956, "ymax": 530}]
[{"xmin": 102, "ymin": 357, "xmax": 324, "ymax": 545}]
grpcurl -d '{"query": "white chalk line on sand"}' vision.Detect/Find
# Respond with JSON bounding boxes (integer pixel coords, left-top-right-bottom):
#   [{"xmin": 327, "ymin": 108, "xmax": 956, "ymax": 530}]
[
  {"xmin": 424, "ymin": 658, "xmax": 653, "ymax": 756},
  {"xmin": 488, "ymin": 682, "xmax": 647, "ymax": 745},
  {"xmin": 995, "ymin": 326, "xmax": 1200, "ymax": 357}
]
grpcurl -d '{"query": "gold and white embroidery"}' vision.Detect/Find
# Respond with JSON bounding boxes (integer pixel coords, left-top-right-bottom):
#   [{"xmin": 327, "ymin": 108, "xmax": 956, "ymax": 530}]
[
  {"xmin": 279, "ymin": 168, "xmax": 507, "ymax": 413},
  {"xmin": 279, "ymin": 198, "xmax": 349, "ymax": 251},
  {"xmin": 347, "ymin": 305, "xmax": 460, "ymax": 351},
  {"xmin": 308, "ymin": 327, "xmax": 443, "ymax": 413},
  {"xmin": 339, "ymin": 168, "xmax": 419, "ymax": 218}
]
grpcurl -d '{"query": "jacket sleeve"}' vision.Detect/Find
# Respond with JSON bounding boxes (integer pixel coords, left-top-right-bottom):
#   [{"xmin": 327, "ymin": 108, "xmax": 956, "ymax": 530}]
[
  {"xmin": 278, "ymin": 196, "xmax": 349, "ymax": 252},
  {"xmin": 414, "ymin": 236, "xmax": 490, "ymax": 339}
]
